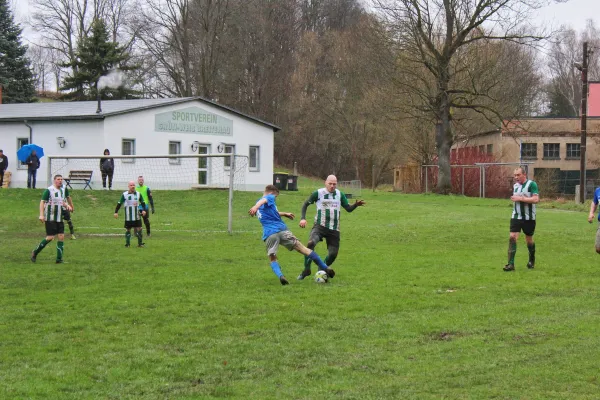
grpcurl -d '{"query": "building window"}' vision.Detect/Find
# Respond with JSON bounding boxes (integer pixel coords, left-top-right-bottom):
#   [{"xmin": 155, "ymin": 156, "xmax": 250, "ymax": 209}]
[
  {"xmin": 478, "ymin": 145, "xmax": 485, "ymax": 153},
  {"xmin": 486, "ymin": 144, "xmax": 493, "ymax": 154},
  {"xmin": 543, "ymin": 143, "xmax": 560, "ymax": 159},
  {"xmin": 224, "ymin": 144, "xmax": 235, "ymax": 168},
  {"xmin": 122, "ymin": 138, "xmax": 135, "ymax": 163},
  {"xmin": 168, "ymin": 141, "xmax": 181, "ymax": 164},
  {"xmin": 566, "ymin": 143, "xmax": 581, "ymax": 159},
  {"xmin": 521, "ymin": 143, "xmax": 537, "ymax": 159},
  {"xmin": 17, "ymin": 137, "xmax": 29, "ymax": 169},
  {"xmin": 249, "ymin": 146, "xmax": 260, "ymax": 172}
]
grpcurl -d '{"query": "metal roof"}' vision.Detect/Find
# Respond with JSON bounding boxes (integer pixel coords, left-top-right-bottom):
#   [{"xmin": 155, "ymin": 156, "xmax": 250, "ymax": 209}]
[{"xmin": 0, "ymin": 97, "xmax": 281, "ymax": 131}]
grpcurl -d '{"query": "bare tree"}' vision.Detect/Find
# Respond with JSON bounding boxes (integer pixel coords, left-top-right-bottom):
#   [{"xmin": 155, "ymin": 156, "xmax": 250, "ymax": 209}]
[
  {"xmin": 373, "ymin": 0, "xmax": 546, "ymax": 193},
  {"xmin": 546, "ymin": 22, "xmax": 600, "ymax": 117}
]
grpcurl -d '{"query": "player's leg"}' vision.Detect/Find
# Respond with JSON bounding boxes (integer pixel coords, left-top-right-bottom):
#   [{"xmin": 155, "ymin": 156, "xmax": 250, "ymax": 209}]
[
  {"xmin": 298, "ymin": 225, "xmax": 323, "ymax": 280},
  {"xmin": 595, "ymin": 224, "xmax": 600, "ymax": 254},
  {"xmin": 125, "ymin": 223, "xmax": 132, "ymax": 247},
  {"xmin": 142, "ymin": 208, "xmax": 151, "ymax": 236},
  {"xmin": 504, "ymin": 219, "xmax": 520, "ymax": 271},
  {"xmin": 265, "ymin": 233, "xmax": 288, "ymax": 285},
  {"xmin": 324, "ymin": 231, "xmax": 340, "ymax": 266},
  {"xmin": 56, "ymin": 226, "xmax": 65, "ymax": 263},
  {"xmin": 63, "ymin": 209, "xmax": 75, "ymax": 238},
  {"xmin": 523, "ymin": 220, "xmax": 536, "ymax": 269},
  {"xmin": 135, "ymin": 225, "xmax": 144, "ymax": 247},
  {"xmin": 32, "ymin": 226, "xmax": 55, "ymax": 262},
  {"xmin": 293, "ymin": 240, "xmax": 333, "ymax": 277}
]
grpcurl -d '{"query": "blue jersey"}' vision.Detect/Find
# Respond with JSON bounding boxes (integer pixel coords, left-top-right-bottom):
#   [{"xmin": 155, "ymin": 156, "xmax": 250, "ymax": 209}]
[
  {"xmin": 593, "ymin": 188, "xmax": 600, "ymax": 221},
  {"xmin": 256, "ymin": 194, "xmax": 288, "ymax": 240}
]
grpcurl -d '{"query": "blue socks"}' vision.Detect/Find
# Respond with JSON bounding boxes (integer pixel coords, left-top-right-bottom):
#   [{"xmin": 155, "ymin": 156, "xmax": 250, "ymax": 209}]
[
  {"xmin": 308, "ymin": 251, "xmax": 328, "ymax": 270},
  {"xmin": 270, "ymin": 261, "xmax": 283, "ymax": 278}
]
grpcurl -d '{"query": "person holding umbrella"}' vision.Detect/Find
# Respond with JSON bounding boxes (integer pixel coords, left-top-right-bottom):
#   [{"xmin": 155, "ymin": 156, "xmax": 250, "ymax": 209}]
[{"xmin": 26, "ymin": 150, "xmax": 41, "ymax": 189}]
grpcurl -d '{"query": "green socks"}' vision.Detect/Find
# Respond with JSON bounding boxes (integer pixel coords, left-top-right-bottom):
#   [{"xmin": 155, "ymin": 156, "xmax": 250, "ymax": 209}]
[
  {"xmin": 56, "ymin": 241, "xmax": 64, "ymax": 261},
  {"xmin": 508, "ymin": 241, "xmax": 517, "ymax": 265},
  {"xmin": 33, "ymin": 239, "xmax": 50, "ymax": 255},
  {"xmin": 136, "ymin": 230, "xmax": 143, "ymax": 245}
]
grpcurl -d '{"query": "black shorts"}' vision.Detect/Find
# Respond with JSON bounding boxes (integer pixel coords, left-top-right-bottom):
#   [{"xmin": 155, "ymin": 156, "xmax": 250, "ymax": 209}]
[
  {"xmin": 125, "ymin": 220, "xmax": 143, "ymax": 229},
  {"xmin": 510, "ymin": 219, "xmax": 536, "ymax": 236},
  {"xmin": 308, "ymin": 224, "xmax": 341, "ymax": 249},
  {"xmin": 45, "ymin": 221, "xmax": 65, "ymax": 236}
]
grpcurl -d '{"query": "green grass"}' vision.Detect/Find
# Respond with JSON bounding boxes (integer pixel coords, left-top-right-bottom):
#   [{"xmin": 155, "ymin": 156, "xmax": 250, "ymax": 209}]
[{"xmin": 1, "ymin": 186, "xmax": 600, "ymax": 399}]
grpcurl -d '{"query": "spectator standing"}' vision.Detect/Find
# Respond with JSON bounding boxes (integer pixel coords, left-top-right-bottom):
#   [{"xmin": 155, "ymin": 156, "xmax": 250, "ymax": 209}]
[
  {"xmin": 26, "ymin": 149, "xmax": 40, "ymax": 189},
  {"xmin": 100, "ymin": 149, "xmax": 114, "ymax": 190},
  {"xmin": 0, "ymin": 149, "xmax": 7, "ymax": 188}
]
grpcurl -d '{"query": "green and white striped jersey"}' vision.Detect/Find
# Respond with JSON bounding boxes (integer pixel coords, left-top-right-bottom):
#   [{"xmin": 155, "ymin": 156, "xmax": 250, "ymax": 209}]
[
  {"xmin": 512, "ymin": 180, "xmax": 539, "ymax": 220},
  {"xmin": 118, "ymin": 191, "xmax": 144, "ymax": 222},
  {"xmin": 307, "ymin": 188, "xmax": 351, "ymax": 231},
  {"xmin": 41, "ymin": 185, "xmax": 69, "ymax": 222}
]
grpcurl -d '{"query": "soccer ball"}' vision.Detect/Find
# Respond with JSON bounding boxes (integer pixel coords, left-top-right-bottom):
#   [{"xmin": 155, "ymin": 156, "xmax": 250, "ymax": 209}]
[{"xmin": 314, "ymin": 270, "xmax": 329, "ymax": 283}]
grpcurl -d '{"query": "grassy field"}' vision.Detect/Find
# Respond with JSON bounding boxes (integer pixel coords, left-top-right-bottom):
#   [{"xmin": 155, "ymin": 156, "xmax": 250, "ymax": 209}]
[{"xmin": 1, "ymin": 180, "xmax": 600, "ymax": 399}]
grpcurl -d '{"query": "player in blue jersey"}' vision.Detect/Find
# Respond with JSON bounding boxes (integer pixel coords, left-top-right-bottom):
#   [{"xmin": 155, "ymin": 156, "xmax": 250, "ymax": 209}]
[
  {"xmin": 588, "ymin": 187, "xmax": 600, "ymax": 254},
  {"xmin": 249, "ymin": 184, "xmax": 334, "ymax": 285}
]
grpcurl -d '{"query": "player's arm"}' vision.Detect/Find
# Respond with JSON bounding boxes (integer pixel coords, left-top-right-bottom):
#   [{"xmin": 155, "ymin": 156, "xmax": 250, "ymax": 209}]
[
  {"xmin": 139, "ymin": 197, "xmax": 147, "ymax": 217},
  {"xmin": 114, "ymin": 194, "xmax": 125, "ymax": 218},
  {"xmin": 249, "ymin": 198, "xmax": 268, "ymax": 216},
  {"xmin": 279, "ymin": 211, "xmax": 295, "ymax": 220},
  {"xmin": 147, "ymin": 188, "xmax": 155, "ymax": 213},
  {"xmin": 39, "ymin": 189, "xmax": 50, "ymax": 222},
  {"xmin": 341, "ymin": 193, "xmax": 365, "ymax": 212},
  {"xmin": 299, "ymin": 191, "xmax": 318, "ymax": 227},
  {"xmin": 589, "ymin": 193, "xmax": 599, "ymax": 223}
]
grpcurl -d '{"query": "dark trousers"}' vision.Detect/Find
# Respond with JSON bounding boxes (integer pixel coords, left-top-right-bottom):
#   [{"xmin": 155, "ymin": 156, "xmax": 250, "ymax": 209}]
[
  {"xmin": 101, "ymin": 171, "xmax": 113, "ymax": 189},
  {"xmin": 0, "ymin": 170, "xmax": 4, "ymax": 187},
  {"xmin": 142, "ymin": 209, "xmax": 151, "ymax": 234},
  {"xmin": 27, "ymin": 170, "xmax": 37, "ymax": 189}
]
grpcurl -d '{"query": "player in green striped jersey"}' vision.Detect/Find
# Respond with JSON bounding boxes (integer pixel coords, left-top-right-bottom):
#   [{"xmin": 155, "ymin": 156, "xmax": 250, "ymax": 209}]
[
  {"xmin": 297, "ymin": 175, "xmax": 365, "ymax": 280},
  {"xmin": 30, "ymin": 174, "xmax": 73, "ymax": 263},
  {"xmin": 504, "ymin": 167, "xmax": 539, "ymax": 271},
  {"xmin": 114, "ymin": 181, "xmax": 147, "ymax": 248}
]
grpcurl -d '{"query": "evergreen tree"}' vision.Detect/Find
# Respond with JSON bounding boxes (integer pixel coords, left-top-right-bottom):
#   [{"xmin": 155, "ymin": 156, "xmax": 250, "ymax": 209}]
[
  {"xmin": 0, "ymin": 0, "xmax": 36, "ymax": 103},
  {"xmin": 61, "ymin": 19, "xmax": 138, "ymax": 100}
]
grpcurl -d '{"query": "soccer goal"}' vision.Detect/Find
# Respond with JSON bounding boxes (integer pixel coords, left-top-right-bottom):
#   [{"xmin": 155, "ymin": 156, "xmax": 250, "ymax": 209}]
[
  {"xmin": 338, "ymin": 179, "xmax": 362, "ymax": 198},
  {"xmin": 47, "ymin": 154, "xmax": 248, "ymax": 233}
]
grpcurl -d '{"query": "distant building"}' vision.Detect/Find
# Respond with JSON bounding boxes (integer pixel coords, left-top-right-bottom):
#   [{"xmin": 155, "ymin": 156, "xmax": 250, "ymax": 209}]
[{"xmin": 0, "ymin": 97, "xmax": 280, "ymax": 190}]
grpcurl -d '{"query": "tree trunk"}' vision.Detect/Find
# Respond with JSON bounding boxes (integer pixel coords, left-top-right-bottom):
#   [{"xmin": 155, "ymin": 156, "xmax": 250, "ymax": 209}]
[{"xmin": 436, "ymin": 71, "xmax": 453, "ymax": 194}]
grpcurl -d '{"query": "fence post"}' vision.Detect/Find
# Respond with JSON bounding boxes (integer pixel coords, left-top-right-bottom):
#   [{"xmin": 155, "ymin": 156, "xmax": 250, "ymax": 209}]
[
  {"xmin": 425, "ymin": 167, "xmax": 428, "ymax": 193},
  {"xmin": 482, "ymin": 166, "xmax": 486, "ymax": 198},
  {"xmin": 461, "ymin": 167, "xmax": 465, "ymax": 195},
  {"xmin": 293, "ymin": 161, "xmax": 297, "ymax": 176}
]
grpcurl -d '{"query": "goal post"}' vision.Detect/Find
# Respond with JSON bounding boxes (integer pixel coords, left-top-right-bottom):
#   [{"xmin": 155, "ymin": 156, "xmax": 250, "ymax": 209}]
[{"xmin": 47, "ymin": 154, "xmax": 248, "ymax": 234}]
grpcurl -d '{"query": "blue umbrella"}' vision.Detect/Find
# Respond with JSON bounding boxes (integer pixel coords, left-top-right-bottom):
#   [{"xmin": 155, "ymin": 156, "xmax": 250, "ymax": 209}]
[{"xmin": 17, "ymin": 144, "xmax": 45, "ymax": 162}]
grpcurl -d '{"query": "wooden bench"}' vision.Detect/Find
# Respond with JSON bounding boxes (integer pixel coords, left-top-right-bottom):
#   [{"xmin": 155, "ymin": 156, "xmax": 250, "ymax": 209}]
[{"xmin": 64, "ymin": 170, "xmax": 93, "ymax": 190}]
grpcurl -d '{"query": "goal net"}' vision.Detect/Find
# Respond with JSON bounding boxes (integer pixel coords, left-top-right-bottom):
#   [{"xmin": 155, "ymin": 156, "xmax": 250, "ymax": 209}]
[
  {"xmin": 338, "ymin": 180, "xmax": 362, "ymax": 198},
  {"xmin": 47, "ymin": 154, "xmax": 249, "ymax": 233},
  {"xmin": 47, "ymin": 154, "xmax": 248, "ymax": 191}
]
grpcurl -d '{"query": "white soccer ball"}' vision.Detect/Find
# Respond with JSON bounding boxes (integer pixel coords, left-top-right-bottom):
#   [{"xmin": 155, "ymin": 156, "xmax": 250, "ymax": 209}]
[{"xmin": 314, "ymin": 270, "xmax": 329, "ymax": 283}]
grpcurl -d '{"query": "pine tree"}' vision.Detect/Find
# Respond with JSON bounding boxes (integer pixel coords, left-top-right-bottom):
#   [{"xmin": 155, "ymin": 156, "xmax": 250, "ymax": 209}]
[
  {"xmin": 0, "ymin": 0, "xmax": 36, "ymax": 103},
  {"xmin": 61, "ymin": 19, "xmax": 138, "ymax": 100}
]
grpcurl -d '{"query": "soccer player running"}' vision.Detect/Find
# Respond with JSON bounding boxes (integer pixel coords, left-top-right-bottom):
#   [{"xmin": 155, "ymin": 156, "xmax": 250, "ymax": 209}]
[
  {"xmin": 504, "ymin": 167, "xmax": 539, "ymax": 271},
  {"xmin": 136, "ymin": 175, "xmax": 155, "ymax": 237},
  {"xmin": 31, "ymin": 174, "xmax": 72, "ymax": 263},
  {"xmin": 296, "ymin": 175, "xmax": 365, "ymax": 280},
  {"xmin": 249, "ymin": 184, "xmax": 333, "ymax": 285},
  {"xmin": 114, "ymin": 181, "xmax": 147, "ymax": 248},
  {"xmin": 587, "ymin": 186, "xmax": 600, "ymax": 254}
]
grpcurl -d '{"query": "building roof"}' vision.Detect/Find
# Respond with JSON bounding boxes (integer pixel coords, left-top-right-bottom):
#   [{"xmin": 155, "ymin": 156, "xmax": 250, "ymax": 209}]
[{"xmin": 0, "ymin": 97, "xmax": 281, "ymax": 131}]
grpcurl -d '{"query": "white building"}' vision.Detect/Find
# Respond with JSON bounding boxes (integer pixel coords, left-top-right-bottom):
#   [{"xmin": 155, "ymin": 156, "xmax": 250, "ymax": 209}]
[{"xmin": 0, "ymin": 97, "xmax": 280, "ymax": 190}]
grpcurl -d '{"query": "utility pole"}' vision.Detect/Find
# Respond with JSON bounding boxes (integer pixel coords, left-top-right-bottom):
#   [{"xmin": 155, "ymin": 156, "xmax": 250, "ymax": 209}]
[{"xmin": 579, "ymin": 41, "xmax": 589, "ymax": 204}]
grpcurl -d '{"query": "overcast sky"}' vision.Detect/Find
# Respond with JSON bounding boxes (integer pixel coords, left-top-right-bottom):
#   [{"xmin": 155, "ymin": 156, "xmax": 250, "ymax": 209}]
[{"xmin": 12, "ymin": 0, "xmax": 600, "ymax": 44}]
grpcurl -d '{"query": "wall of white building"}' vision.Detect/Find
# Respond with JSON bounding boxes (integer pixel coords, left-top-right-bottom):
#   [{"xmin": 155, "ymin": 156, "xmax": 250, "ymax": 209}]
[{"xmin": 0, "ymin": 100, "xmax": 275, "ymax": 191}]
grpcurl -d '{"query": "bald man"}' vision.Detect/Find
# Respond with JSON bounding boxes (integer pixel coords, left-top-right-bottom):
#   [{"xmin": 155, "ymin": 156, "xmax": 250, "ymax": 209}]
[
  {"xmin": 114, "ymin": 181, "xmax": 147, "ymax": 248},
  {"xmin": 297, "ymin": 175, "xmax": 365, "ymax": 280}
]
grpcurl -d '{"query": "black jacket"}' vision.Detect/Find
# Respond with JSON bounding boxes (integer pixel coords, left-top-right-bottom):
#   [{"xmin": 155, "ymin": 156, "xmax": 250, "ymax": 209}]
[
  {"xmin": 100, "ymin": 157, "xmax": 114, "ymax": 173},
  {"xmin": 26, "ymin": 154, "xmax": 40, "ymax": 171},
  {"xmin": 0, "ymin": 154, "xmax": 7, "ymax": 171}
]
